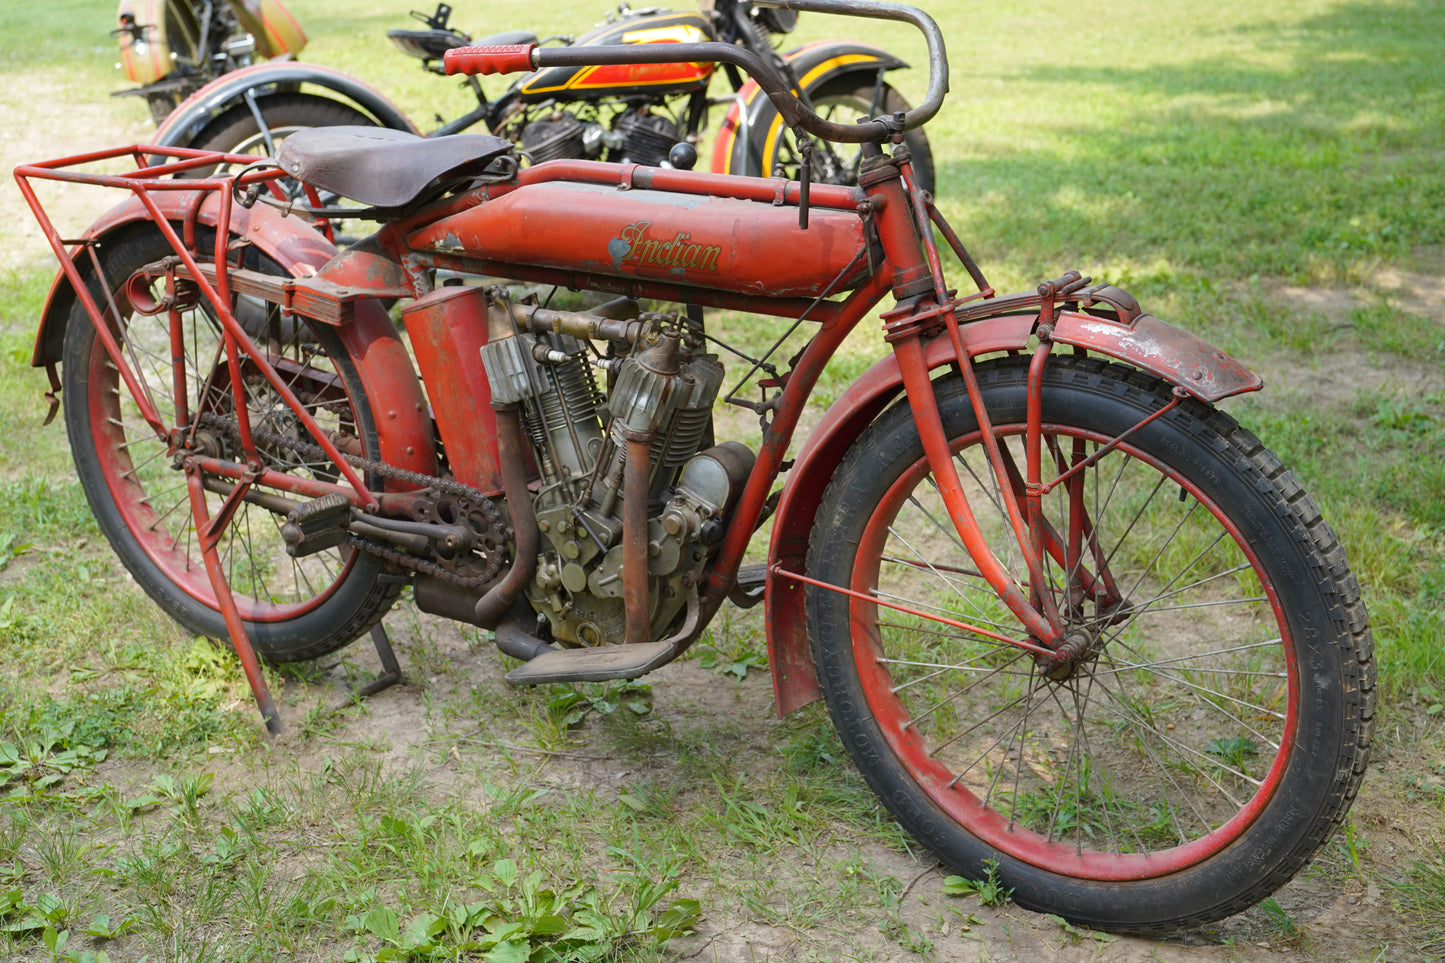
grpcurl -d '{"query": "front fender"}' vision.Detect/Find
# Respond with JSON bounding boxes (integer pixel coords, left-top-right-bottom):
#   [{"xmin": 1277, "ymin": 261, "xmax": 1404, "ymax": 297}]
[
  {"xmin": 151, "ymin": 62, "xmax": 419, "ymax": 148},
  {"xmin": 32, "ymin": 192, "xmax": 436, "ymax": 480},
  {"xmin": 710, "ymin": 40, "xmax": 907, "ymax": 177},
  {"xmin": 765, "ymin": 308, "xmax": 1261, "ymax": 715}
]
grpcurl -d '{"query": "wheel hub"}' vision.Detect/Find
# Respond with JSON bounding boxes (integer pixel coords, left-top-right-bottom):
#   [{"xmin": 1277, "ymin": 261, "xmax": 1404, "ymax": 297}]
[{"xmin": 1040, "ymin": 627, "xmax": 1105, "ymax": 681}]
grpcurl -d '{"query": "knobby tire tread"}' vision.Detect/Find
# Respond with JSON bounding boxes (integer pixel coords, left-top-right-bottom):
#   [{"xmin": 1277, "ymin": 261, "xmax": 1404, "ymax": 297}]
[{"xmin": 804, "ymin": 355, "xmax": 1374, "ymax": 933}]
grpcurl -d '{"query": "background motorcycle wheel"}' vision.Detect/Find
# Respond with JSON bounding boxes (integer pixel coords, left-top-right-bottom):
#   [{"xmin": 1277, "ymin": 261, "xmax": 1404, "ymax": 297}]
[
  {"xmin": 185, "ymin": 92, "xmax": 377, "ymax": 172},
  {"xmin": 750, "ymin": 77, "xmax": 935, "ymax": 194},
  {"xmin": 804, "ymin": 356, "xmax": 1373, "ymax": 932},
  {"xmin": 62, "ymin": 227, "xmax": 400, "ymax": 662}
]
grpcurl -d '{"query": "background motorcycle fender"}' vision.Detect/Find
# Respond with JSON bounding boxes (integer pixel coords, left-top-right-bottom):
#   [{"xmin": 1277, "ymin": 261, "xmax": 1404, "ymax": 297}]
[
  {"xmin": 31, "ymin": 193, "xmax": 436, "ymax": 480},
  {"xmin": 711, "ymin": 41, "xmax": 908, "ymax": 176},
  {"xmin": 764, "ymin": 312, "xmax": 1262, "ymax": 715},
  {"xmin": 228, "ymin": 0, "xmax": 308, "ymax": 59},
  {"xmin": 150, "ymin": 61, "xmax": 419, "ymax": 148}
]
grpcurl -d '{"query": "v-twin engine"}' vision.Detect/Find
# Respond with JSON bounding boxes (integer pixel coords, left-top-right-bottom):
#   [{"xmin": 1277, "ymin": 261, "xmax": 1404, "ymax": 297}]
[
  {"xmin": 478, "ymin": 292, "xmax": 751, "ymax": 647},
  {"xmin": 516, "ymin": 106, "xmax": 683, "ymax": 167}
]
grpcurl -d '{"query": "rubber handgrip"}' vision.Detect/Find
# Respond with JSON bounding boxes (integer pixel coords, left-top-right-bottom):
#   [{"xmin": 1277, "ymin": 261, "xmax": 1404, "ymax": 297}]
[{"xmin": 443, "ymin": 44, "xmax": 536, "ymax": 76}]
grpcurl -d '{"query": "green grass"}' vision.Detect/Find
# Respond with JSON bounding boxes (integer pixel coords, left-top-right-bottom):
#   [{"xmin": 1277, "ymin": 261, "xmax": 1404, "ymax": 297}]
[{"xmin": 1, "ymin": 0, "xmax": 1444, "ymax": 958}]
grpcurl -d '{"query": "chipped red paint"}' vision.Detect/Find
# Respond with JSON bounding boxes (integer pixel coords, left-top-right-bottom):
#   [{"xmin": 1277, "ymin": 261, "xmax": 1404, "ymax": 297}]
[
  {"xmin": 407, "ymin": 180, "xmax": 868, "ymax": 299},
  {"xmin": 1052, "ymin": 311, "xmax": 1262, "ymax": 402},
  {"xmin": 401, "ymin": 287, "xmax": 503, "ymax": 494}
]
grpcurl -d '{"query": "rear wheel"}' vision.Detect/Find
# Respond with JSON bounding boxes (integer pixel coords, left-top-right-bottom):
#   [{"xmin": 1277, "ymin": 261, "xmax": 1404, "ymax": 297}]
[
  {"xmin": 62, "ymin": 228, "xmax": 399, "ymax": 662},
  {"xmin": 805, "ymin": 356, "xmax": 1373, "ymax": 931}
]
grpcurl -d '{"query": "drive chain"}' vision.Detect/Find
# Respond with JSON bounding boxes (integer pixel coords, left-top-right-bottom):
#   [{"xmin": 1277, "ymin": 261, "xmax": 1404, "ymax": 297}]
[{"xmin": 196, "ymin": 411, "xmax": 510, "ymax": 586}]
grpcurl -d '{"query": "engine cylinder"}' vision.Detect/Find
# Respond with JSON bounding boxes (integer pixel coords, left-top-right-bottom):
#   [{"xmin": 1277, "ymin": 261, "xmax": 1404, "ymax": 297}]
[
  {"xmin": 615, "ymin": 110, "xmax": 682, "ymax": 168},
  {"xmin": 520, "ymin": 111, "xmax": 588, "ymax": 164},
  {"xmin": 531, "ymin": 335, "xmax": 606, "ymax": 479}
]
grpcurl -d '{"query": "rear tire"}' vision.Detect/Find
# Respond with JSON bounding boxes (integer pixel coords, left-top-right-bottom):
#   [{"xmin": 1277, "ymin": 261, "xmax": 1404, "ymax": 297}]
[
  {"xmin": 62, "ymin": 227, "xmax": 399, "ymax": 662},
  {"xmin": 804, "ymin": 356, "xmax": 1373, "ymax": 931}
]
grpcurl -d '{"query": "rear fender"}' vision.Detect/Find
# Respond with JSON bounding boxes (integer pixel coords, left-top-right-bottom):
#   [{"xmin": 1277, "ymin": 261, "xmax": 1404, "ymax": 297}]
[
  {"xmin": 32, "ymin": 192, "xmax": 436, "ymax": 480},
  {"xmin": 765, "ymin": 307, "xmax": 1261, "ymax": 715},
  {"xmin": 711, "ymin": 40, "xmax": 907, "ymax": 176},
  {"xmin": 151, "ymin": 62, "xmax": 419, "ymax": 148}
]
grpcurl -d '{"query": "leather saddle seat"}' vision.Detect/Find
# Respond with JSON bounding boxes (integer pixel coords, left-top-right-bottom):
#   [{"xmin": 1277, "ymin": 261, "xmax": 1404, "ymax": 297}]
[{"xmin": 275, "ymin": 126, "xmax": 513, "ymax": 210}]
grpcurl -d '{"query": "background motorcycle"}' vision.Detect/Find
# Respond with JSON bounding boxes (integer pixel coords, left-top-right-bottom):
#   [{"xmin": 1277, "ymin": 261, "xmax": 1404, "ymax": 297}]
[
  {"xmin": 113, "ymin": 0, "xmax": 313, "ymax": 123},
  {"xmin": 118, "ymin": 0, "xmax": 932, "ymax": 187},
  {"xmin": 382, "ymin": 0, "xmax": 935, "ymax": 187},
  {"xmin": 114, "ymin": 0, "xmax": 419, "ymax": 145}
]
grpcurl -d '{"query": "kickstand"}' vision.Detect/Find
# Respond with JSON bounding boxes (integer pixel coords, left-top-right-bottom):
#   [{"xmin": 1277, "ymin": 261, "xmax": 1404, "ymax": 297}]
[
  {"xmin": 353, "ymin": 623, "xmax": 405, "ymax": 698},
  {"xmin": 327, "ymin": 622, "xmax": 406, "ymax": 714}
]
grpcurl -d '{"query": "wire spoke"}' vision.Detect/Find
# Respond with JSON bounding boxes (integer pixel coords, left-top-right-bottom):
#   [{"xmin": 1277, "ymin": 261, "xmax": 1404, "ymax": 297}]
[
  {"xmin": 902, "ymin": 648, "xmax": 1032, "ymax": 734},
  {"xmin": 1089, "ymin": 671, "xmax": 1255, "ymax": 807},
  {"xmin": 1089, "ymin": 640, "xmax": 1282, "ymax": 675}
]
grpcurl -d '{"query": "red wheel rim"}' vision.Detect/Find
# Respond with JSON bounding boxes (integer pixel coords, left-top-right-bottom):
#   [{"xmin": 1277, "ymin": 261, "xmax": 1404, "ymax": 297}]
[
  {"xmin": 85, "ymin": 292, "xmax": 358, "ymax": 623},
  {"xmin": 847, "ymin": 424, "xmax": 1299, "ymax": 882}
]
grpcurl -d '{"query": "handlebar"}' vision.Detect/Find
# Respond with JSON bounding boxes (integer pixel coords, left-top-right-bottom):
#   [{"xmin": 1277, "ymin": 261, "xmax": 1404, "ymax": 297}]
[
  {"xmin": 444, "ymin": 43, "xmax": 535, "ymax": 75},
  {"xmin": 442, "ymin": 0, "xmax": 948, "ymax": 144}
]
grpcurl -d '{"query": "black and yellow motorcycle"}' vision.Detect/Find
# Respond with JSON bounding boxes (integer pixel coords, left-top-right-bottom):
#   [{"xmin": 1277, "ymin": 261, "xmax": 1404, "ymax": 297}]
[{"xmin": 113, "ymin": 0, "xmax": 933, "ymax": 188}]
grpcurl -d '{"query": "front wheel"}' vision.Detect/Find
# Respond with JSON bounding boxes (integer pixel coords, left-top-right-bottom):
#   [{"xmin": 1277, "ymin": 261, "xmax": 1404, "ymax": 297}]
[{"xmin": 805, "ymin": 356, "xmax": 1373, "ymax": 932}]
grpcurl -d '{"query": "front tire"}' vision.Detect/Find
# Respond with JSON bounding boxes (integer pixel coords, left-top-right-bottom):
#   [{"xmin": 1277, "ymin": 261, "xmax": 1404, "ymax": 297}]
[
  {"xmin": 62, "ymin": 227, "xmax": 400, "ymax": 662},
  {"xmin": 804, "ymin": 356, "xmax": 1373, "ymax": 932}
]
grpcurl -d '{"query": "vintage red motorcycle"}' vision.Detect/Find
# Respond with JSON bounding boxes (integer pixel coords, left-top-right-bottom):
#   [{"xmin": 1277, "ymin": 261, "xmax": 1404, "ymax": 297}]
[{"xmin": 20, "ymin": 0, "xmax": 1371, "ymax": 934}]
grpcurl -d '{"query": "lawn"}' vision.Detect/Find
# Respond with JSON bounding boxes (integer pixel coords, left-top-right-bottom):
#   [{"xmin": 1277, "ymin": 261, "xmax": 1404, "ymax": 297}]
[{"xmin": 0, "ymin": 0, "xmax": 1442, "ymax": 960}]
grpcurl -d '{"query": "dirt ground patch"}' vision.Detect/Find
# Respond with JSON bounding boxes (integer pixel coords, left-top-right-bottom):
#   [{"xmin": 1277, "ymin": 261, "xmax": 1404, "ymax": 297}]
[
  {"xmin": 0, "ymin": 72, "xmax": 150, "ymax": 275},
  {"xmin": 250, "ymin": 613, "xmax": 1427, "ymax": 963}
]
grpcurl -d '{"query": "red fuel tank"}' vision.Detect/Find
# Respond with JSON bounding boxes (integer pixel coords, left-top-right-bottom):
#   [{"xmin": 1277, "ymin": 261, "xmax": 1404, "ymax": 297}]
[{"xmin": 407, "ymin": 182, "xmax": 869, "ymax": 299}]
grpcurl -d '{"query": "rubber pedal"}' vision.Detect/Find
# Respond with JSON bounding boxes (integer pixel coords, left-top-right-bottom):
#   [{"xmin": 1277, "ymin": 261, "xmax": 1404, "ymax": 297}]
[
  {"xmin": 729, "ymin": 562, "xmax": 767, "ymax": 608},
  {"xmin": 736, "ymin": 563, "xmax": 767, "ymax": 593},
  {"xmin": 280, "ymin": 492, "xmax": 352, "ymax": 557},
  {"xmin": 503, "ymin": 641, "xmax": 676, "ymax": 686}
]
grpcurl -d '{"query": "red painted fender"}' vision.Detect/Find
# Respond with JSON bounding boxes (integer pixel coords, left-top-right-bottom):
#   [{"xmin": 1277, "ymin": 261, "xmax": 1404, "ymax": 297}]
[
  {"xmin": 31, "ymin": 191, "xmax": 436, "ymax": 480},
  {"xmin": 765, "ymin": 309, "xmax": 1262, "ymax": 715}
]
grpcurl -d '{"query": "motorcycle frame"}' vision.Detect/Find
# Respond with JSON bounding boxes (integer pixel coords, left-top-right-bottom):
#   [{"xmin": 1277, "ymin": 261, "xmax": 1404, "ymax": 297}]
[
  {"xmin": 16, "ymin": 138, "xmax": 1262, "ymax": 729},
  {"xmin": 20, "ymin": 0, "xmax": 1263, "ymax": 727}
]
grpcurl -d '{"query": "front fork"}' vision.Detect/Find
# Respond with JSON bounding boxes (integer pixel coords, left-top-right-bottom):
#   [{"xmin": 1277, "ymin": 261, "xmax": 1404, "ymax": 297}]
[{"xmin": 872, "ymin": 147, "xmax": 1125, "ymax": 665}]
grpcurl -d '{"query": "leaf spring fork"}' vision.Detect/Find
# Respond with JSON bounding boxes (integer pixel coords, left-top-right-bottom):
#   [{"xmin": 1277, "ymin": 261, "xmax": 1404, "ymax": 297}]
[{"xmin": 882, "ymin": 151, "xmax": 1067, "ymax": 653}]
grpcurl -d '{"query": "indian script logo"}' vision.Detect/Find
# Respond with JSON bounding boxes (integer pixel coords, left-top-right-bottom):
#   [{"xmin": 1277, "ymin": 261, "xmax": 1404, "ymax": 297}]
[{"xmin": 610, "ymin": 220, "xmax": 722, "ymax": 273}]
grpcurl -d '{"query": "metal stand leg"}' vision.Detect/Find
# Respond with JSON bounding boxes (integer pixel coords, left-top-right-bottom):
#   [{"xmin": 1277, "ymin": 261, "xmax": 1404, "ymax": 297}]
[
  {"xmin": 354, "ymin": 623, "xmax": 405, "ymax": 698},
  {"xmin": 184, "ymin": 464, "xmax": 283, "ymax": 736}
]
